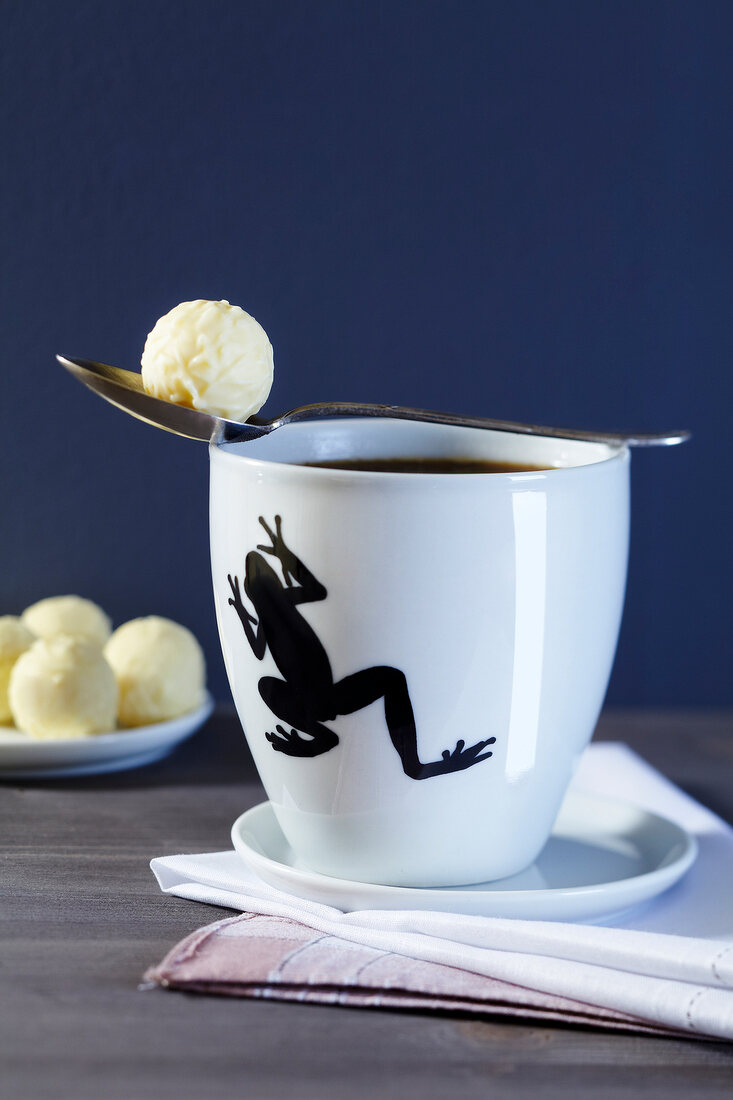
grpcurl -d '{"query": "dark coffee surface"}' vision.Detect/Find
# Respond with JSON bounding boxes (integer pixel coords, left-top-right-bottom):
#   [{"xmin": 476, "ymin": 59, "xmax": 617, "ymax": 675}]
[{"xmin": 301, "ymin": 456, "xmax": 550, "ymax": 474}]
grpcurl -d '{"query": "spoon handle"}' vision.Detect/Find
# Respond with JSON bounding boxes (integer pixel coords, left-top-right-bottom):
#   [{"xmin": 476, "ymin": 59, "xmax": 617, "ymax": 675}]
[
  {"xmin": 57, "ymin": 356, "xmax": 691, "ymax": 449},
  {"xmin": 268, "ymin": 402, "xmax": 691, "ymax": 448}
]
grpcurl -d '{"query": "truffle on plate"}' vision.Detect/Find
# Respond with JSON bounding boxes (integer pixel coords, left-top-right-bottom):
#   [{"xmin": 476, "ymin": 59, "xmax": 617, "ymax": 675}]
[
  {"xmin": 22, "ymin": 595, "xmax": 112, "ymax": 646},
  {"xmin": 9, "ymin": 634, "xmax": 119, "ymax": 739},
  {"xmin": 0, "ymin": 616, "xmax": 36, "ymax": 723},
  {"xmin": 105, "ymin": 616, "xmax": 205, "ymax": 727}
]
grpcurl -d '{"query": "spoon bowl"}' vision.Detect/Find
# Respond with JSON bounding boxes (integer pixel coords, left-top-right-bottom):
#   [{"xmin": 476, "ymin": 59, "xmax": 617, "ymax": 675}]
[{"xmin": 57, "ymin": 355, "xmax": 691, "ymax": 449}]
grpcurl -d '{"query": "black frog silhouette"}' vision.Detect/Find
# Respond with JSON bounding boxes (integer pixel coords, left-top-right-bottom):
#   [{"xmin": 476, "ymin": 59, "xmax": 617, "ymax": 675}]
[{"xmin": 227, "ymin": 515, "xmax": 496, "ymax": 780}]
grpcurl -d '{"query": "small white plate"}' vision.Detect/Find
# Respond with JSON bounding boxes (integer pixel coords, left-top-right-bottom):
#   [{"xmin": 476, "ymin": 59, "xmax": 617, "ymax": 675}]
[
  {"xmin": 0, "ymin": 693, "xmax": 214, "ymax": 778},
  {"xmin": 231, "ymin": 793, "xmax": 697, "ymax": 922}
]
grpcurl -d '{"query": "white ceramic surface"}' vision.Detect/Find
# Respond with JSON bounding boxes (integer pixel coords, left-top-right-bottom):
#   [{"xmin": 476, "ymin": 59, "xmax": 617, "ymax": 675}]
[
  {"xmin": 231, "ymin": 793, "xmax": 697, "ymax": 923},
  {"xmin": 211, "ymin": 419, "xmax": 630, "ymax": 886},
  {"xmin": 0, "ymin": 693, "xmax": 214, "ymax": 778}
]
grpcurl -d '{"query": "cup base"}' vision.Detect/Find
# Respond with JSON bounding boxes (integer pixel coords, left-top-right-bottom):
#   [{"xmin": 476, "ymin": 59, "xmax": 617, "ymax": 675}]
[{"xmin": 231, "ymin": 796, "xmax": 697, "ymax": 921}]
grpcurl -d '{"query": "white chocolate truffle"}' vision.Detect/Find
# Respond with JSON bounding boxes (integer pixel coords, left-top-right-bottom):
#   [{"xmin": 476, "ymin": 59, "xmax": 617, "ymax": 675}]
[
  {"xmin": 9, "ymin": 635, "xmax": 118, "ymax": 739},
  {"xmin": 22, "ymin": 595, "xmax": 112, "ymax": 646},
  {"xmin": 0, "ymin": 617, "xmax": 36, "ymax": 724},
  {"xmin": 141, "ymin": 299, "xmax": 274, "ymax": 421},
  {"xmin": 104, "ymin": 616, "xmax": 205, "ymax": 727}
]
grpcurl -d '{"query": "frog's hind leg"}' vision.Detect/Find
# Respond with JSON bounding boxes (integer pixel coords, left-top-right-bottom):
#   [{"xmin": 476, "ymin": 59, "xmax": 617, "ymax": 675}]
[
  {"xmin": 258, "ymin": 676, "xmax": 339, "ymax": 757},
  {"xmin": 331, "ymin": 667, "xmax": 425, "ymax": 778},
  {"xmin": 332, "ymin": 667, "xmax": 495, "ymax": 780}
]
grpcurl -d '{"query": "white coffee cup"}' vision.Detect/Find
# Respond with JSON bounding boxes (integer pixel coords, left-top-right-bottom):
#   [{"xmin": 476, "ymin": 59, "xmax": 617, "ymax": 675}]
[{"xmin": 210, "ymin": 418, "xmax": 629, "ymax": 887}]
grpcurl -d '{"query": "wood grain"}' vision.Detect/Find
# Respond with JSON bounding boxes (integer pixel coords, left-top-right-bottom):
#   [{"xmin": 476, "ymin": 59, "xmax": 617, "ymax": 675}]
[{"xmin": 1, "ymin": 709, "xmax": 733, "ymax": 1099}]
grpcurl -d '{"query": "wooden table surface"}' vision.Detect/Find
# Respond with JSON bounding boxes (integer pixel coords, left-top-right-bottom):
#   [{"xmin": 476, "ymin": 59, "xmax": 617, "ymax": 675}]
[{"xmin": 2, "ymin": 708, "xmax": 733, "ymax": 1099}]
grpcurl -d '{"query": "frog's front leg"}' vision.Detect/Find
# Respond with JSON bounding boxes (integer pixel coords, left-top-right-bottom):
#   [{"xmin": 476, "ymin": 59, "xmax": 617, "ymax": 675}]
[
  {"xmin": 259, "ymin": 676, "xmax": 339, "ymax": 757},
  {"xmin": 256, "ymin": 516, "xmax": 326, "ymax": 604},
  {"xmin": 228, "ymin": 572, "xmax": 266, "ymax": 659}
]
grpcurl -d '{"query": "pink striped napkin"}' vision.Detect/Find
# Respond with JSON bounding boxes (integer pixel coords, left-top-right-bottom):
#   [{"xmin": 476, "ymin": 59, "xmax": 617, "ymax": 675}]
[{"xmin": 145, "ymin": 909, "xmax": 692, "ymax": 1036}]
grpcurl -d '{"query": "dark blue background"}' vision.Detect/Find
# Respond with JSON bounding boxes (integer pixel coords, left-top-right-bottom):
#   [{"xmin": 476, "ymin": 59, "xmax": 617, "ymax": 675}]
[{"xmin": 1, "ymin": 1, "xmax": 730, "ymax": 705}]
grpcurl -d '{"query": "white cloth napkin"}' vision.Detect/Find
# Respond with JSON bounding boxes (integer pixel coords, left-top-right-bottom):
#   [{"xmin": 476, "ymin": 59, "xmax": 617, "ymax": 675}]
[{"xmin": 151, "ymin": 743, "xmax": 733, "ymax": 1040}]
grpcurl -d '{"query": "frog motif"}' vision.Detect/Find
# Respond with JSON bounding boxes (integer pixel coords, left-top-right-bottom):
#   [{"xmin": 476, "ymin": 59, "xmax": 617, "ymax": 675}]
[{"xmin": 227, "ymin": 515, "xmax": 496, "ymax": 780}]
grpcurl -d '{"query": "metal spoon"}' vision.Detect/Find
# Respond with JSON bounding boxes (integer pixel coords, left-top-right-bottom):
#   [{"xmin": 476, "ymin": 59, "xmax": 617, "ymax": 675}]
[{"xmin": 57, "ymin": 355, "xmax": 690, "ymax": 448}]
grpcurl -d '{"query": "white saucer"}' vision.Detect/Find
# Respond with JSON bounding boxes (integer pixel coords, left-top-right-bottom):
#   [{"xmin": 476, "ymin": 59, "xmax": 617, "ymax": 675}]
[
  {"xmin": 0, "ymin": 693, "xmax": 214, "ymax": 778},
  {"xmin": 231, "ymin": 793, "xmax": 697, "ymax": 922}
]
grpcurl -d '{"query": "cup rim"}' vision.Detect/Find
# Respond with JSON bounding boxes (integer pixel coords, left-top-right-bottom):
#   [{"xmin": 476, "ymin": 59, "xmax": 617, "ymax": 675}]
[{"xmin": 210, "ymin": 418, "xmax": 629, "ymax": 482}]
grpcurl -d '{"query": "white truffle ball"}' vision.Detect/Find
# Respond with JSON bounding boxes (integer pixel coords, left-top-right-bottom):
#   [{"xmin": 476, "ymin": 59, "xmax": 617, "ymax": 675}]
[
  {"xmin": 9, "ymin": 635, "xmax": 119, "ymax": 739},
  {"xmin": 0, "ymin": 616, "xmax": 36, "ymax": 724},
  {"xmin": 22, "ymin": 595, "xmax": 112, "ymax": 646},
  {"xmin": 141, "ymin": 299, "xmax": 274, "ymax": 421},
  {"xmin": 104, "ymin": 616, "xmax": 206, "ymax": 727}
]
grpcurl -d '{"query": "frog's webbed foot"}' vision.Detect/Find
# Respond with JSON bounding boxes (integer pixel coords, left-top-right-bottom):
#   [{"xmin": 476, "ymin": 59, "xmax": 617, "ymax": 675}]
[
  {"xmin": 265, "ymin": 724, "xmax": 339, "ymax": 758},
  {"xmin": 413, "ymin": 736, "xmax": 496, "ymax": 780}
]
